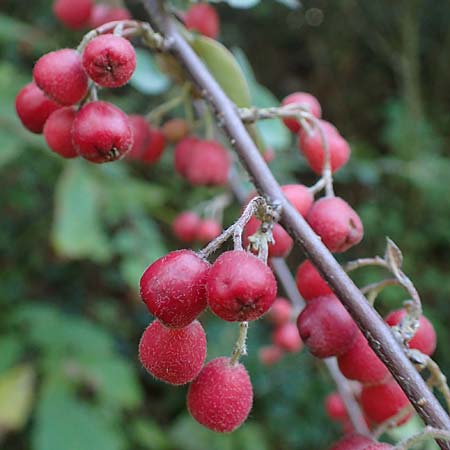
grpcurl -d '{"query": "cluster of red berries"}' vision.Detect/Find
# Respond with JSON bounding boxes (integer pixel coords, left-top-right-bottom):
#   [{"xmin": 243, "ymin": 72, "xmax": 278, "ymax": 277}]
[{"xmin": 172, "ymin": 211, "xmax": 222, "ymax": 245}]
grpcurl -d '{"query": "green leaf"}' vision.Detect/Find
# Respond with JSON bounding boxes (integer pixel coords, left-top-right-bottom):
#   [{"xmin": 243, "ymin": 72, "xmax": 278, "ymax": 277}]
[
  {"xmin": 0, "ymin": 335, "xmax": 23, "ymax": 373},
  {"xmin": 132, "ymin": 419, "xmax": 171, "ymax": 450}
]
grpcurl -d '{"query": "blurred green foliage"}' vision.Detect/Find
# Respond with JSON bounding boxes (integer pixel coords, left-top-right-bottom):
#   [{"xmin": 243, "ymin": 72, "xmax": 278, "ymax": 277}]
[{"xmin": 0, "ymin": 0, "xmax": 449, "ymax": 449}]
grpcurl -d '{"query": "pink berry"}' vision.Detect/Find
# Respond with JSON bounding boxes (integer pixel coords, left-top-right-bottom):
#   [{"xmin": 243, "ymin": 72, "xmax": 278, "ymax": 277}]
[
  {"xmin": 307, "ymin": 197, "xmax": 364, "ymax": 253},
  {"xmin": 184, "ymin": 3, "xmax": 220, "ymax": 39},
  {"xmin": 263, "ymin": 147, "xmax": 275, "ymax": 163},
  {"xmin": 139, "ymin": 320, "xmax": 206, "ymax": 385},
  {"xmin": 33, "ymin": 49, "xmax": 88, "ymax": 106},
  {"xmin": 43, "ymin": 107, "xmax": 78, "ymax": 158},
  {"xmin": 330, "ymin": 434, "xmax": 374, "ymax": 450},
  {"xmin": 295, "ymin": 260, "xmax": 333, "ymax": 301},
  {"xmin": 172, "ymin": 211, "xmax": 201, "ymax": 243},
  {"xmin": 15, "ymin": 82, "xmax": 60, "ymax": 134},
  {"xmin": 89, "ymin": 4, "xmax": 131, "ymax": 28},
  {"xmin": 281, "ymin": 184, "xmax": 313, "ymax": 217},
  {"xmin": 206, "ymin": 250, "xmax": 277, "ymax": 322},
  {"xmin": 281, "ymin": 92, "xmax": 322, "ymax": 133},
  {"xmin": 267, "ymin": 297, "xmax": 292, "ymax": 326},
  {"xmin": 325, "ymin": 392, "xmax": 348, "ymax": 421},
  {"xmin": 72, "ymin": 101, "xmax": 132, "ymax": 163},
  {"xmin": 141, "ymin": 126, "xmax": 166, "ymax": 163},
  {"xmin": 272, "ymin": 322, "xmax": 303, "ymax": 352},
  {"xmin": 296, "ymin": 294, "xmax": 358, "ymax": 358},
  {"xmin": 365, "ymin": 445, "xmax": 394, "ymax": 450},
  {"xmin": 196, "ymin": 219, "xmax": 222, "ymax": 243},
  {"xmin": 82, "ymin": 35, "xmax": 136, "ymax": 88},
  {"xmin": 187, "ymin": 357, "xmax": 253, "ymax": 433},
  {"xmin": 337, "ymin": 331, "xmax": 389, "ymax": 384},
  {"xmin": 385, "ymin": 309, "xmax": 437, "ymax": 356},
  {"xmin": 258, "ymin": 345, "xmax": 284, "ymax": 366},
  {"xmin": 174, "ymin": 136, "xmax": 199, "ymax": 176},
  {"xmin": 140, "ymin": 250, "xmax": 210, "ymax": 328},
  {"xmin": 53, "ymin": 0, "xmax": 93, "ymax": 29},
  {"xmin": 127, "ymin": 115, "xmax": 151, "ymax": 159}
]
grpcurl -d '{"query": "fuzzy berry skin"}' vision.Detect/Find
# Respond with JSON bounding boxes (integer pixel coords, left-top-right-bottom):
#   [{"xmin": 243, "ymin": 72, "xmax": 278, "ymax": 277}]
[
  {"xmin": 361, "ymin": 379, "xmax": 412, "ymax": 425},
  {"xmin": 174, "ymin": 136, "xmax": 198, "ymax": 176},
  {"xmin": 297, "ymin": 294, "xmax": 358, "ymax": 358},
  {"xmin": 162, "ymin": 118, "xmax": 190, "ymax": 143},
  {"xmin": 307, "ymin": 197, "xmax": 364, "ymax": 253},
  {"xmin": 172, "ymin": 211, "xmax": 201, "ymax": 243},
  {"xmin": 43, "ymin": 107, "xmax": 78, "ymax": 158},
  {"xmin": 325, "ymin": 392, "xmax": 347, "ymax": 421},
  {"xmin": 385, "ymin": 309, "xmax": 437, "ymax": 356},
  {"xmin": 196, "ymin": 219, "xmax": 222, "ymax": 243},
  {"xmin": 89, "ymin": 4, "xmax": 131, "ymax": 28},
  {"xmin": 82, "ymin": 35, "xmax": 136, "ymax": 88},
  {"xmin": 330, "ymin": 434, "xmax": 374, "ymax": 450},
  {"xmin": 281, "ymin": 184, "xmax": 313, "ymax": 217},
  {"xmin": 53, "ymin": 0, "xmax": 92, "ymax": 29},
  {"xmin": 206, "ymin": 250, "xmax": 277, "ymax": 322},
  {"xmin": 127, "ymin": 115, "xmax": 151, "ymax": 159},
  {"xmin": 259, "ymin": 345, "xmax": 284, "ymax": 366},
  {"xmin": 139, "ymin": 320, "xmax": 206, "ymax": 385},
  {"xmin": 295, "ymin": 260, "xmax": 333, "ymax": 301},
  {"xmin": 141, "ymin": 126, "xmax": 166, "ymax": 163},
  {"xmin": 281, "ymin": 92, "xmax": 322, "ymax": 133},
  {"xmin": 267, "ymin": 297, "xmax": 292, "ymax": 326},
  {"xmin": 140, "ymin": 250, "xmax": 209, "ymax": 328},
  {"xmin": 187, "ymin": 357, "xmax": 253, "ymax": 433},
  {"xmin": 33, "ymin": 49, "xmax": 88, "ymax": 106},
  {"xmin": 337, "ymin": 331, "xmax": 389, "ymax": 384},
  {"xmin": 184, "ymin": 3, "xmax": 220, "ymax": 39},
  {"xmin": 15, "ymin": 82, "xmax": 60, "ymax": 134},
  {"xmin": 72, "ymin": 101, "xmax": 132, "ymax": 163},
  {"xmin": 272, "ymin": 322, "xmax": 303, "ymax": 352}
]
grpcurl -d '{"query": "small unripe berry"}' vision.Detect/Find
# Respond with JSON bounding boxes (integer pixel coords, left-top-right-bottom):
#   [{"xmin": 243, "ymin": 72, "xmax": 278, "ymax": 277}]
[
  {"xmin": 281, "ymin": 184, "xmax": 313, "ymax": 217},
  {"xmin": 297, "ymin": 294, "xmax": 358, "ymax": 358},
  {"xmin": 139, "ymin": 320, "xmax": 206, "ymax": 385},
  {"xmin": 89, "ymin": 4, "xmax": 131, "ymax": 28},
  {"xmin": 330, "ymin": 434, "xmax": 373, "ymax": 450},
  {"xmin": 281, "ymin": 92, "xmax": 321, "ymax": 133},
  {"xmin": 53, "ymin": 0, "xmax": 93, "ymax": 30},
  {"xmin": 15, "ymin": 82, "xmax": 60, "ymax": 134},
  {"xmin": 258, "ymin": 345, "xmax": 284, "ymax": 366},
  {"xmin": 172, "ymin": 211, "xmax": 201, "ymax": 243},
  {"xmin": 184, "ymin": 3, "xmax": 220, "ymax": 39},
  {"xmin": 127, "ymin": 115, "xmax": 151, "ymax": 160},
  {"xmin": 295, "ymin": 260, "xmax": 333, "ymax": 301},
  {"xmin": 72, "ymin": 101, "xmax": 133, "ymax": 163},
  {"xmin": 307, "ymin": 197, "xmax": 364, "ymax": 253},
  {"xmin": 207, "ymin": 250, "xmax": 277, "ymax": 322},
  {"xmin": 385, "ymin": 309, "xmax": 437, "ymax": 356},
  {"xmin": 82, "ymin": 35, "xmax": 136, "ymax": 88},
  {"xmin": 267, "ymin": 297, "xmax": 292, "ymax": 326},
  {"xmin": 33, "ymin": 49, "xmax": 88, "ymax": 106},
  {"xmin": 337, "ymin": 331, "xmax": 389, "ymax": 384},
  {"xmin": 141, "ymin": 126, "xmax": 166, "ymax": 163},
  {"xmin": 43, "ymin": 107, "xmax": 78, "ymax": 158},
  {"xmin": 325, "ymin": 392, "xmax": 348, "ymax": 421},
  {"xmin": 272, "ymin": 323, "xmax": 303, "ymax": 353},
  {"xmin": 196, "ymin": 219, "xmax": 222, "ymax": 243},
  {"xmin": 187, "ymin": 357, "xmax": 253, "ymax": 433},
  {"xmin": 140, "ymin": 250, "xmax": 209, "ymax": 328},
  {"xmin": 174, "ymin": 136, "xmax": 199, "ymax": 176},
  {"xmin": 162, "ymin": 118, "xmax": 190, "ymax": 143}
]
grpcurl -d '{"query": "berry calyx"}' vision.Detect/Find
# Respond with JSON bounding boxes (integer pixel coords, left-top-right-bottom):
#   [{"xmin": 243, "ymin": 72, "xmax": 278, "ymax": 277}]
[
  {"xmin": 43, "ymin": 107, "xmax": 78, "ymax": 158},
  {"xmin": 206, "ymin": 250, "xmax": 277, "ymax": 322},
  {"xmin": 53, "ymin": 0, "xmax": 93, "ymax": 30},
  {"xmin": 187, "ymin": 357, "xmax": 253, "ymax": 433},
  {"xmin": 72, "ymin": 101, "xmax": 133, "ymax": 163},
  {"xmin": 141, "ymin": 126, "xmax": 166, "ymax": 163},
  {"xmin": 295, "ymin": 260, "xmax": 333, "ymax": 301},
  {"xmin": 267, "ymin": 297, "xmax": 292, "ymax": 326},
  {"xmin": 258, "ymin": 345, "xmax": 284, "ymax": 366},
  {"xmin": 272, "ymin": 322, "xmax": 303, "ymax": 352},
  {"xmin": 172, "ymin": 211, "xmax": 201, "ymax": 243},
  {"xmin": 281, "ymin": 184, "xmax": 314, "ymax": 217},
  {"xmin": 139, "ymin": 320, "xmax": 207, "ymax": 385},
  {"xmin": 196, "ymin": 219, "xmax": 222, "ymax": 243},
  {"xmin": 281, "ymin": 92, "xmax": 322, "ymax": 133},
  {"xmin": 330, "ymin": 434, "xmax": 374, "ymax": 450},
  {"xmin": 184, "ymin": 3, "xmax": 220, "ymax": 39},
  {"xmin": 140, "ymin": 249, "xmax": 210, "ymax": 328},
  {"xmin": 325, "ymin": 392, "xmax": 348, "ymax": 421}
]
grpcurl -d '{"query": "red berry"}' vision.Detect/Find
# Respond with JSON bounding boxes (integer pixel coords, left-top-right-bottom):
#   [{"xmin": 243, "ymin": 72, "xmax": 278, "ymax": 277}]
[
  {"xmin": 162, "ymin": 118, "xmax": 190, "ymax": 143},
  {"xmin": 267, "ymin": 297, "xmax": 292, "ymax": 326},
  {"xmin": 15, "ymin": 82, "xmax": 60, "ymax": 134},
  {"xmin": 43, "ymin": 107, "xmax": 78, "ymax": 158},
  {"xmin": 33, "ymin": 49, "xmax": 88, "ymax": 106},
  {"xmin": 141, "ymin": 126, "xmax": 166, "ymax": 163},
  {"xmin": 72, "ymin": 101, "xmax": 132, "ymax": 163},
  {"xmin": 184, "ymin": 3, "xmax": 220, "ymax": 39},
  {"xmin": 281, "ymin": 184, "xmax": 313, "ymax": 217},
  {"xmin": 330, "ymin": 434, "xmax": 374, "ymax": 450},
  {"xmin": 258, "ymin": 345, "xmax": 284, "ymax": 366},
  {"xmin": 140, "ymin": 250, "xmax": 210, "ymax": 328},
  {"xmin": 263, "ymin": 147, "xmax": 275, "ymax": 163},
  {"xmin": 281, "ymin": 92, "xmax": 321, "ymax": 133},
  {"xmin": 295, "ymin": 260, "xmax": 333, "ymax": 301},
  {"xmin": 174, "ymin": 136, "xmax": 199, "ymax": 176},
  {"xmin": 325, "ymin": 392, "xmax": 348, "ymax": 421},
  {"xmin": 196, "ymin": 219, "xmax": 222, "ymax": 243},
  {"xmin": 298, "ymin": 120, "xmax": 350, "ymax": 174},
  {"xmin": 337, "ymin": 331, "xmax": 389, "ymax": 384},
  {"xmin": 385, "ymin": 309, "xmax": 437, "ymax": 356},
  {"xmin": 139, "ymin": 320, "xmax": 206, "ymax": 385},
  {"xmin": 297, "ymin": 294, "xmax": 358, "ymax": 358},
  {"xmin": 272, "ymin": 322, "xmax": 303, "ymax": 352},
  {"xmin": 53, "ymin": 0, "xmax": 92, "ymax": 29},
  {"xmin": 307, "ymin": 197, "xmax": 364, "ymax": 253},
  {"xmin": 172, "ymin": 212, "xmax": 201, "ymax": 243},
  {"xmin": 82, "ymin": 35, "xmax": 136, "ymax": 88},
  {"xmin": 206, "ymin": 250, "xmax": 277, "ymax": 322},
  {"xmin": 187, "ymin": 357, "xmax": 253, "ymax": 433},
  {"xmin": 89, "ymin": 4, "xmax": 131, "ymax": 28},
  {"xmin": 365, "ymin": 445, "xmax": 393, "ymax": 450},
  {"xmin": 361, "ymin": 379, "xmax": 411, "ymax": 425},
  {"xmin": 127, "ymin": 115, "xmax": 151, "ymax": 159}
]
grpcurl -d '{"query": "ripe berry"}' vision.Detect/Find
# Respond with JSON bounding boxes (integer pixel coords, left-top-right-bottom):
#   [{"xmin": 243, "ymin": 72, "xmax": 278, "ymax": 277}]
[
  {"xmin": 162, "ymin": 118, "xmax": 190, "ymax": 143},
  {"xmin": 281, "ymin": 92, "xmax": 321, "ymax": 133},
  {"xmin": 139, "ymin": 320, "xmax": 206, "ymax": 385},
  {"xmin": 15, "ymin": 82, "xmax": 60, "ymax": 134},
  {"xmin": 307, "ymin": 197, "xmax": 364, "ymax": 253},
  {"xmin": 385, "ymin": 309, "xmax": 437, "ymax": 356},
  {"xmin": 72, "ymin": 101, "xmax": 132, "ymax": 163},
  {"xmin": 172, "ymin": 211, "xmax": 201, "ymax": 243},
  {"xmin": 127, "ymin": 115, "xmax": 151, "ymax": 159},
  {"xmin": 174, "ymin": 136, "xmax": 198, "ymax": 176},
  {"xmin": 259, "ymin": 345, "xmax": 284, "ymax": 366},
  {"xmin": 89, "ymin": 4, "xmax": 131, "ymax": 28},
  {"xmin": 361, "ymin": 379, "xmax": 411, "ymax": 425},
  {"xmin": 298, "ymin": 120, "xmax": 350, "ymax": 174},
  {"xmin": 184, "ymin": 3, "xmax": 220, "ymax": 39},
  {"xmin": 281, "ymin": 184, "xmax": 313, "ymax": 217},
  {"xmin": 325, "ymin": 392, "xmax": 348, "ymax": 421},
  {"xmin": 43, "ymin": 107, "xmax": 78, "ymax": 158},
  {"xmin": 267, "ymin": 297, "xmax": 292, "ymax": 326},
  {"xmin": 82, "ymin": 35, "xmax": 136, "ymax": 88},
  {"xmin": 141, "ymin": 126, "xmax": 166, "ymax": 163},
  {"xmin": 53, "ymin": 0, "xmax": 92, "ymax": 30},
  {"xmin": 206, "ymin": 250, "xmax": 277, "ymax": 322},
  {"xmin": 187, "ymin": 357, "xmax": 253, "ymax": 433},
  {"xmin": 337, "ymin": 331, "xmax": 389, "ymax": 384},
  {"xmin": 297, "ymin": 294, "xmax": 358, "ymax": 358},
  {"xmin": 330, "ymin": 434, "xmax": 374, "ymax": 450},
  {"xmin": 272, "ymin": 323, "xmax": 303, "ymax": 352},
  {"xmin": 33, "ymin": 49, "xmax": 88, "ymax": 106},
  {"xmin": 196, "ymin": 219, "xmax": 222, "ymax": 243},
  {"xmin": 140, "ymin": 250, "xmax": 210, "ymax": 328},
  {"xmin": 295, "ymin": 260, "xmax": 333, "ymax": 301}
]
